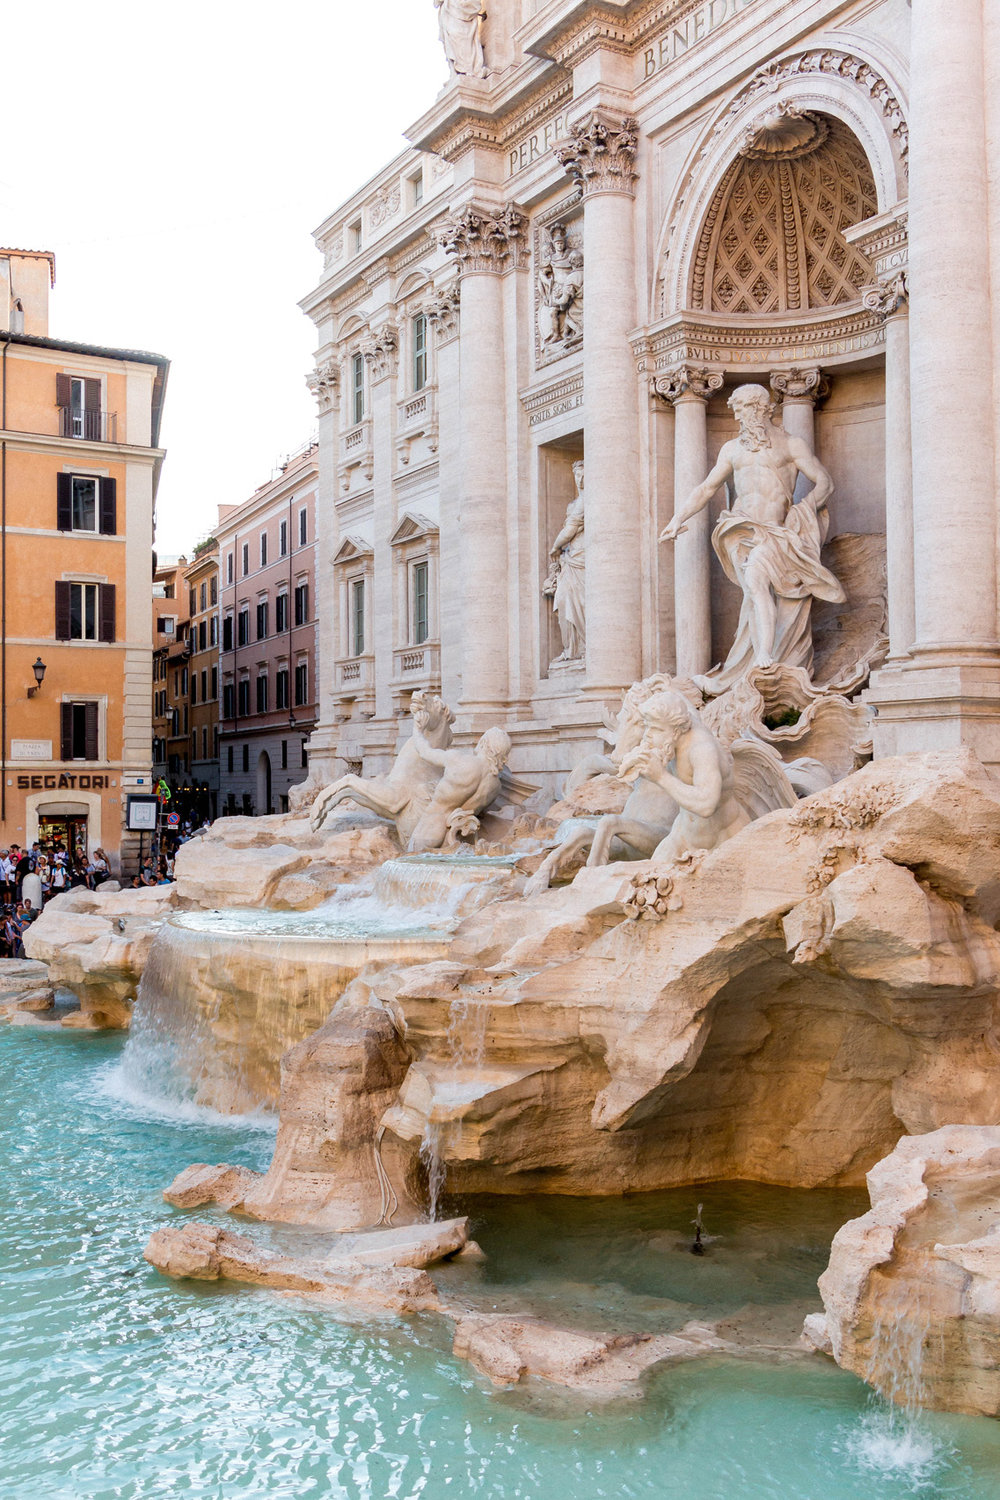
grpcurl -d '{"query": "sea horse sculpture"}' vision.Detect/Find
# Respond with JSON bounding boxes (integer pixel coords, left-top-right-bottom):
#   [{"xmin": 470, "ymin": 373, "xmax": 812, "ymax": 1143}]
[{"xmin": 310, "ymin": 691, "xmax": 455, "ymax": 847}]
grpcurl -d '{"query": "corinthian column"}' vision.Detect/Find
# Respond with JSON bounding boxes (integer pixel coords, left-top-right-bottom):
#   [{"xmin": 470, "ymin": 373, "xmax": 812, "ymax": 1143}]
[
  {"xmin": 439, "ymin": 204, "xmax": 527, "ymax": 715},
  {"xmin": 653, "ymin": 365, "xmax": 723, "ymax": 677},
  {"xmin": 770, "ymin": 368, "xmax": 828, "ymax": 501},
  {"xmin": 555, "ymin": 112, "xmax": 642, "ymax": 692},
  {"xmin": 862, "ymin": 278, "xmax": 914, "ymax": 659},
  {"xmin": 867, "ymin": 0, "xmax": 1000, "ymax": 761}
]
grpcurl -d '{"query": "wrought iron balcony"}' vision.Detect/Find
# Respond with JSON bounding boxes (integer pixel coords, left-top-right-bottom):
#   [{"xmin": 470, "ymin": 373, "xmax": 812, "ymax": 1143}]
[{"xmin": 58, "ymin": 406, "xmax": 119, "ymax": 443}]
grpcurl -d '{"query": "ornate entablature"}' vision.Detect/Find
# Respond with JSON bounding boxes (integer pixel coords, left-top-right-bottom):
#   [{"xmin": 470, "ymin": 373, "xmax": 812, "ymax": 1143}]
[
  {"xmin": 519, "ymin": 371, "xmax": 584, "ymax": 430},
  {"xmin": 632, "ymin": 305, "xmax": 887, "ymax": 378},
  {"xmin": 439, "ymin": 204, "xmax": 529, "ymax": 274}
]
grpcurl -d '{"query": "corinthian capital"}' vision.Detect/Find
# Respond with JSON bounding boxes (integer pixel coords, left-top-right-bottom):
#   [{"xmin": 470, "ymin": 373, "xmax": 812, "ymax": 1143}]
[
  {"xmin": 554, "ymin": 111, "xmax": 638, "ymax": 196},
  {"xmin": 438, "ymin": 204, "xmax": 528, "ymax": 275},
  {"xmin": 769, "ymin": 367, "xmax": 829, "ymax": 404},
  {"xmin": 861, "ymin": 274, "xmax": 909, "ymax": 319},
  {"xmin": 652, "ymin": 364, "xmax": 723, "ymax": 404},
  {"xmin": 361, "ymin": 324, "xmax": 398, "ymax": 381},
  {"xmin": 423, "ymin": 285, "xmax": 461, "ymax": 342},
  {"xmin": 306, "ymin": 358, "xmax": 339, "ymax": 413}
]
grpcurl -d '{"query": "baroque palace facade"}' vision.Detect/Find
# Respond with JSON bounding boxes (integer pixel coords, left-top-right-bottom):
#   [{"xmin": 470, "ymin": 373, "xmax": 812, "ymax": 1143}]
[{"xmin": 302, "ymin": 0, "xmax": 992, "ymax": 790}]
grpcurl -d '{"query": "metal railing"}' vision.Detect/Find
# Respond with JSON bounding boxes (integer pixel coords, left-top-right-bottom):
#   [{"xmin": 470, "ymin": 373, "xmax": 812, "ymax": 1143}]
[{"xmin": 58, "ymin": 406, "xmax": 119, "ymax": 443}]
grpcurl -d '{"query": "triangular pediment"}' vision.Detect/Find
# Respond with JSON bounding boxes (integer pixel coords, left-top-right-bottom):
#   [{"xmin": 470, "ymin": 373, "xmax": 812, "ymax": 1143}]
[
  {"xmin": 333, "ymin": 533, "xmax": 374, "ymax": 564},
  {"xmin": 389, "ymin": 511, "xmax": 438, "ymax": 546}
]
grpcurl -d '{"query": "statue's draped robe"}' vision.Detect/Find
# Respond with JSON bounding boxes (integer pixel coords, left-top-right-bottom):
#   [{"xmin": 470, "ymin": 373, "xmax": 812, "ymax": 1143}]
[
  {"xmin": 438, "ymin": 0, "xmax": 485, "ymax": 76},
  {"xmin": 553, "ymin": 499, "xmax": 586, "ymax": 659},
  {"xmin": 698, "ymin": 492, "xmax": 845, "ymax": 695}
]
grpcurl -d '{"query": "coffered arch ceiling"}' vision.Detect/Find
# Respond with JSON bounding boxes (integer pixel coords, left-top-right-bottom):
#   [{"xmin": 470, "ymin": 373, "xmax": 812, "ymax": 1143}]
[{"xmin": 692, "ymin": 114, "xmax": 878, "ymax": 315}]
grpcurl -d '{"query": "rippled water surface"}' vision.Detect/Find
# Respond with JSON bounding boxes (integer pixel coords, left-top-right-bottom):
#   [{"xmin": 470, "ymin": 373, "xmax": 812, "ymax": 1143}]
[{"xmin": 2, "ymin": 1022, "xmax": 1000, "ymax": 1499}]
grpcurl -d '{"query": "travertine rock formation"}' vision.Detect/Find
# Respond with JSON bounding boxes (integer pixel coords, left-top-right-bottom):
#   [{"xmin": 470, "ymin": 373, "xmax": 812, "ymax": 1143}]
[
  {"xmin": 202, "ymin": 750, "xmax": 1000, "ymax": 1226},
  {"xmin": 0, "ymin": 958, "xmax": 54, "ymax": 1018},
  {"xmin": 23, "ymin": 884, "xmax": 177, "ymax": 1028},
  {"xmin": 813, "ymin": 1125, "xmax": 1000, "ymax": 1416}
]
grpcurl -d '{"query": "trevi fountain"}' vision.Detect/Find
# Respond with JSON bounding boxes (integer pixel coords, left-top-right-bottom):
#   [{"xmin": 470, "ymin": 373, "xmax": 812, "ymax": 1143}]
[{"xmin": 6, "ymin": 0, "xmax": 1000, "ymax": 1494}]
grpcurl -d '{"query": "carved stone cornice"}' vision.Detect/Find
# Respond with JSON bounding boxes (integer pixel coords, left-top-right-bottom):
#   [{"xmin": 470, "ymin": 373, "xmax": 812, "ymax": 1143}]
[
  {"xmin": 632, "ymin": 305, "xmax": 887, "ymax": 378},
  {"xmin": 361, "ymin": 324, "xmax": 398, "ymax": 381},
  {"xmin": 306, "ymin": 358, "xmax": 339, "ymax": 414},
  {"xmin": 438, "ymin": 204, "xmax": 528, "ymax": 276},
  {"xmin": 423, "ymin": 286, "xmax": 461, "ymax": 343},
  {"xmin": 861, "ymin": 275, "xmax": 909, "ymax": 319},
  {"xmin": 769, "ymin": 367, "xmax": 831, "ymax": 406},
  {"xmin": 652, "ymin": 364, "xmax": 723, "ymax": 405},
  {"xmin": 554, "ymin": 111, "xmax": 638, "ymax": 197}
]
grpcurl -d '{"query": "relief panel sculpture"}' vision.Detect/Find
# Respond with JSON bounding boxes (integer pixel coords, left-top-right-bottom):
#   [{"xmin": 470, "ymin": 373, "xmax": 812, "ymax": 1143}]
[{"xmin": 537, "ymin": 222, "xmax": 584, "ymax": 358}]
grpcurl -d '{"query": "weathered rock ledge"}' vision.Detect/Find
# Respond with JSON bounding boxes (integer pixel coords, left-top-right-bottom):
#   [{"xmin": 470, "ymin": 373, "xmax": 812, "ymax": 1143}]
[{"xmin": 812, "ymin": 1125, "xmax": 1000, "ymax": 1416}]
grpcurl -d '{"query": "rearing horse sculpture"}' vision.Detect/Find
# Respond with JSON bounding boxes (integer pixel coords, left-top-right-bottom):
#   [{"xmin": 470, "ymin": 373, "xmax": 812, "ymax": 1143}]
[{"xmin": 310, "ymin": 691, "xmax": 455, "ymax": 847}]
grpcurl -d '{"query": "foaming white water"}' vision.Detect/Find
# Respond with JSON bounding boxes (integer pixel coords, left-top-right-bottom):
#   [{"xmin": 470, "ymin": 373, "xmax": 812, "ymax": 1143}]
[
  {"xmin": 93, "ymin": 1057, "xmax": 278, "ymax": 1133},
  {"xmin": 842, "ymin": 1409, "xmax": 948, "ymax": 1489}
]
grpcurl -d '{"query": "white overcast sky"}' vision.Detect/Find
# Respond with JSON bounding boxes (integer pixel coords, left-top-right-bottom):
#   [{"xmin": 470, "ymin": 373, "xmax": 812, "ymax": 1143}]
[{"xmin": 2, "ymin": 1, "xmax": 445, "ymax": 556}]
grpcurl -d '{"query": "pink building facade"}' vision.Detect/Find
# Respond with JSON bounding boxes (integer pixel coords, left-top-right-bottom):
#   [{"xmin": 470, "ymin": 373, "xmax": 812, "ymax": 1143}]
[{"xmin": 216, "ymin": 445, "xmax": 318, "ymax": 815}]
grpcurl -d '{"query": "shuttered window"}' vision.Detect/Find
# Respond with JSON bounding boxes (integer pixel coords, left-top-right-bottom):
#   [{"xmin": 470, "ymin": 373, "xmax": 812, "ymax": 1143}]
[
  {"xmin": 56, "ymin": 474, "xmax": 116, "ymax": 534},
  {"xmin": 56, "ymin": 374, "xmax": 101, "ymax": 440},
  {"xmin": 55, "ymin": 581, "xmax": 115, "ymax": 641},
  {"xmin": 60, "ymin": 701, "xmax": 99, "ymax": 761}
]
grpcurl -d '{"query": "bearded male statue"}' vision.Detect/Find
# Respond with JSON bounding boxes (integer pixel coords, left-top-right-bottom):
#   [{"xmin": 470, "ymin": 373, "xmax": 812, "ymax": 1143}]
[{"xmin": 660, "ymin": 383, "xmax": 844, "ymax": 694}]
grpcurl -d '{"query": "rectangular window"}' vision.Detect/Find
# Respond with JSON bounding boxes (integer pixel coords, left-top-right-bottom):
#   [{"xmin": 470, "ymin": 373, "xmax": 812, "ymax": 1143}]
[
  {"xmin": 413, "ymin": 560, "xmax": 429, "ymax": 644},
  {"xmin": 351, "ymin": 578, "xmax": 365, "ymax": 656},
  {"xmin": 62, "ymin": 376, "xmax": 101, "ymax": 439},
  {"xmin": 242, "ymin": 744, "xmax": 250, "ymax": 773},
  {"xmin": 181, "ymin": 667, "xmax": 188, "ymax": 696},
  {"xmin": 202, "ymin": 727, "xmax": 208, "ymax": 760},
  {"xmin": 256, "ymin": 600, "xmax": 268, "ymax": 640},
  {"xmin": 210, "ymin": 575, "xmax": 218, "ymax": 606},
  {"xmin": 72, "ymin": 476, "xmax": 97, "ymax": 531},
  {"xmin": 295, "ymin": 661, "xmax": 308, "ymax": 707},
  {"xmin": 410, "ymin": 171, "xmax": 423, "ymax": 207},
  {"xmin": 191, "ymin": 730, "xmax": 197, "ymax": 759},
  {"xmin": 238, "ymin": 607, "xmax": 249, "ymax": 647},
  {"xmin": 260, "ymin": 533, "xmax": 268, "ymax": 568},
  {"xmin": 301, "ymin": 739, "xmax": 308, "ymax": 770},
  {"xmin": 226, "ymin": 552, "xmax": 234, "ymax": 585},
  {"xmin": 211, "ymin": 666, "xmax": 218, "ymax": 700},
  {"xmin": 237, "ymin": 679, "xmax": 250, "ymax": 717},
  {"xmin": 294, "ymin": 582, "xmax": 309, "ymax": 628},
  {"xmin": 189, "ymin": 587, "xmax": 196, "ymax": 616},
  {"xmin": 60, "ymin": 701, "xmax": 99, "ymax": 761},
  {"xmin": 298, "ymin": 508, "xmax": 307, "ymax": 546},
  {"xmin": 275, "ymin": 593, "xmax": 288, "ymax": 633},
  {"xmin": 256, "ymin": 673, "xmax": 268, "ymax": 714},
  {"xmin": 351, "ymin": 353, "xmax": 364, "ymax": 425},
  {"xmin": 227, "ymin": 745, "xmax": 234, "ymax": 773},
  {"xmin": 223, "ymin": 683, "xmax": 235, "ymax": 719},
  {"xmin": 241, "ymin": 542, "xmax": 250, "ymax": 577},
  {"xmin": 214, "ymin": 726, "xmax": 219, "ymax": 758},
  {"xmin": 281, "ymin": 740, "xmax": 288, "ymax": 770},
  {"xmin": 200, "ymin": 669, "xmax": 207, "ymax": 702},
  {"xmin": 199, "ymin": 620, "xmax": 207, "ymax": 652},
  {"xmin": 200, "ymin": 582, "xmax": 207, "ymax": 612},
  {"xmin": 350, "ymin": 220, "xmax": 362, "ymax": 254},
  {"xmin": 191, "ymin": 675, "xmax": 197, "ymax": 706},
  {"xmin": 210, "ymin": 615, "xmax": 218, "ymax": 647},
  {"xmin": 57, "ymin": 581, "xmax": 115, "ymax": 642},
  {"xmin": 223, "ymin": 614, "xmax": 233, "ymax": 652},
  {"xmin": 57, "ymin": 474, "xmax": 116, "ymax": 534},
  {"xmin": 279, "ymin": 519, "xmax": 288, "ymax": 557},
  {"xmin": 276, "ymin": 669, "xmax": 289, "ymax": 710},
  {"xmin": 413, "ymin": 314, "xmax": 428, "ymax": 393}
]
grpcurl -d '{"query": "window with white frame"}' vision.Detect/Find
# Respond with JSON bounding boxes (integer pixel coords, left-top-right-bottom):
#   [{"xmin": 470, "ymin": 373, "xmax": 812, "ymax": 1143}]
[
  {"xmin": 351, "ymin": 353, "xmax": 364, "ymax": 425},
  {"xmin": 279, "ymin": 519, "xmax": 288, "ymax": 557},
  {"xmin": 241, "ymin": 542, "xmax": 250, "ymax": 576},
  {"xmin": 412, "ymin": 560, "xmax": 429, "ymax": 645},
  {"xmin": 299, "ymin": 507, "xmax": 307, "ymax": 546},
  {"xmin": 412, "ymin": 314, "xmax": 428, "ymax": 393},
  {"xmin": 351, "ymin": 578, "xmax": 365, "ymax": 657},
  {"xmin": 226, "ymin": 552, "xmax": 234, "ymax": 584}
]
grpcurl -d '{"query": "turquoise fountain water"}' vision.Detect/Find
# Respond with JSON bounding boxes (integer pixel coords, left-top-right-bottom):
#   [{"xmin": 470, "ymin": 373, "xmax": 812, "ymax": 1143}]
[{"xmin": 3, "ymin": 1019, "xmax": 1000, "ymax": 1499}]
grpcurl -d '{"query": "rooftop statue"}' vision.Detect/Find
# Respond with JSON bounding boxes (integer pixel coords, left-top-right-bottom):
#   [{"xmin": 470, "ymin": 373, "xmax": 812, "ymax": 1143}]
[
  {"xmin": 310, "ymin": 690, "xmax": 454, "ymax": 846},
  {"xmin": 434, "ymin": 0, "xmax": 488, "ymax": 79},
  {"xmin": 660, "ymin": 383, "xmax": 845, "ymax": 695},
  {"xmin": 542, "ymin": 458, "xmax": 586, "ymax": 663}
]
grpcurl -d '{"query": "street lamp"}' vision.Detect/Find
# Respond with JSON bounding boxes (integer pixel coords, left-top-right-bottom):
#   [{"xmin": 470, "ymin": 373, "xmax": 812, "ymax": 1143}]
[{"xmin": 27, "ymin": 657, "xmax": 46, "ymax": 698}]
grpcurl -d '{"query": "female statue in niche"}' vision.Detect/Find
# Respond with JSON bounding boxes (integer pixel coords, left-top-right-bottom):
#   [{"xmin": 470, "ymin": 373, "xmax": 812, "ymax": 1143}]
[
  {"xmin": 434, "ymin": 0, "xmax": 488, "ymax": 79},
  {"xmin": 543, "ymin": 459, "xmax": 586, "ymax": 663}
]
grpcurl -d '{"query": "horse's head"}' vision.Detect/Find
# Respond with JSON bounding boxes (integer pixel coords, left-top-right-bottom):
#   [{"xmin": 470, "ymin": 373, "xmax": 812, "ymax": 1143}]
[{"xmin": 410, "ymin": 691, "xmax": 455, "ymax": 746}]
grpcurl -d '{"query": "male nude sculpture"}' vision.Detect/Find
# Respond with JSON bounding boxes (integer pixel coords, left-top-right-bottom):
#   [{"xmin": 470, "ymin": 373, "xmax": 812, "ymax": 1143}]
[
  {"xmin": 407, "ymin": 725, "xmax": 511, "ymax": 854},
  {"xmin": 660, "ymin": 383, "xmax": 844, "ymax": 694}
]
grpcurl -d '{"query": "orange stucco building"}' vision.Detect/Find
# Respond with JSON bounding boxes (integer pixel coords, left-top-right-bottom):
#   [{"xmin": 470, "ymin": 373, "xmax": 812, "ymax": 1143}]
[{"xmin": 0, "ymin": 248, "xmax": 168, "ymax": 871}]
